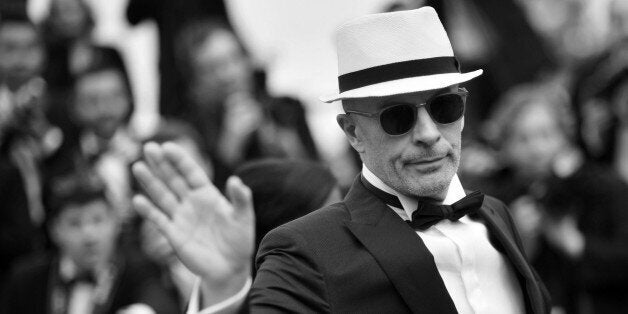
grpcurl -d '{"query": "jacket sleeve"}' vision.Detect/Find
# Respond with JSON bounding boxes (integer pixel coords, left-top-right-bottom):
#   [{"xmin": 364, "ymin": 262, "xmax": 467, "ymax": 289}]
[{"xmin": 250, "ymin": 225, "xmax": 330, "ymax": 313}]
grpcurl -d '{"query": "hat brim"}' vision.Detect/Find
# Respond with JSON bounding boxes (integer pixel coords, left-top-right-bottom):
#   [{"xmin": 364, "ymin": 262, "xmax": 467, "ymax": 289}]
[{"xmin": 319, "ymin": 69, "xmax": 483, "ymax": 103}]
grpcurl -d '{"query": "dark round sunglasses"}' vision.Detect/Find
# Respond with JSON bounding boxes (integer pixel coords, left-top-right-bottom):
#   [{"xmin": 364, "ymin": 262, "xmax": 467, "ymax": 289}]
[{"xmin": 345, "ymin": 88, "xmax": 468, "ymax": 136}]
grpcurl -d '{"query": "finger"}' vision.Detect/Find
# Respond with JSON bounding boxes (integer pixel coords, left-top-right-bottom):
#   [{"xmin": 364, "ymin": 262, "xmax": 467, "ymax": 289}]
[
  {"xmin": 162, "ymin": 141, "xmax": 212, "ymax": 189},
  {"xmin": 133, "ymin": 194, "xmax": 175, "ymax": 240},
  {"xmin": 144, "ymin": 142, "xmax": 189, "ymax": 199},
  {"xmin": 132, "ymin": 161, "xmax": 179, "ymax": 217},
  {"xmin": 225, "ymin": 176, "xmax": 253, "ymax": 214}
]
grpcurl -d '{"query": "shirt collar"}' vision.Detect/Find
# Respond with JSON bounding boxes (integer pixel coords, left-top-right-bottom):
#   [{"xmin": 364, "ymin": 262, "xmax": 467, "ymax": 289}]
[
  {"xmin": 58, "ymin": 254, "xmax": 113, "ymax": 283},
  {"xmin": 362, "ymin": 164, "xmax": 466, "ymax": 219}
]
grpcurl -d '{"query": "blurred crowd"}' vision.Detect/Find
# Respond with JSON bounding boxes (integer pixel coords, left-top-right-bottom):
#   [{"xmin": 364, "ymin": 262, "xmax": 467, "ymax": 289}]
[{"xmin": 0, "ymin": 0, "xmax": 627, "ymax": 313}]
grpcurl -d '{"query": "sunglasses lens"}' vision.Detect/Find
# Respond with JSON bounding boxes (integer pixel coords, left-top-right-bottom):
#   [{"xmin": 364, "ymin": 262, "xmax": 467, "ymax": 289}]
[
  {"xmin": 427, "ymin": 94, "xmax": 465, "ymax": 124},
  {"xmin": 380, "ymin": 105, "xmax": 416, "ymax": 135}
]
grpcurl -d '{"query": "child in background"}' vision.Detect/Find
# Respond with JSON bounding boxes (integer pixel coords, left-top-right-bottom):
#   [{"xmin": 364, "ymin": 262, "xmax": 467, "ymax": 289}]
[{"xmin": 3, "ymin": 180, "xmax": 177, "ymax": 314}]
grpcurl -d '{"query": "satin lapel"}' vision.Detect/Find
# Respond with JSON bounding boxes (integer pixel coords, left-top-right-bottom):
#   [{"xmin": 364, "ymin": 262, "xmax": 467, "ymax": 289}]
[
  {"xmin": 477, "ymin": 204, "xmax": 545, "ymax": 314},
  {"xmin": 343, "ymin": 177, "xmax": 457, "ymax": 314}
]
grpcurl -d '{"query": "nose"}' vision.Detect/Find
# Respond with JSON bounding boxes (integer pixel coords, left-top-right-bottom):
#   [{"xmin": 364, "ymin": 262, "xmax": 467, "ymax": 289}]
[
  {"xmin": 411, "ymin": 106, "xmax": 441, "ymax": 146},
  {"xmin": 79, "ymin": 223, "xmax": 99, "ymax": 242}
]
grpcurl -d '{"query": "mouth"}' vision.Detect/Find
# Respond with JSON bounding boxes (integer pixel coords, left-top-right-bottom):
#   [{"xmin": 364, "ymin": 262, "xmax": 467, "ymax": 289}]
[
  {"xmin": 408, "ymin": 155, "xmax": 446, "ymax": 164},
  {"xmin": 404, "ymin": 156, "xmax": 447, "ymax": 170}
]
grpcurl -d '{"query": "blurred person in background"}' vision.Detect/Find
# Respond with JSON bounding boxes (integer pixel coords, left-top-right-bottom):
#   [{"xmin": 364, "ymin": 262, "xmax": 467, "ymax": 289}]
[
  {"xmin": 416, "ymin": 0, "xmax": 556, "ymax": 141},
  {"xmin": 247, "ymin": 96, "xmax": 320, "ymax": 162},
  {"xmin": 44, "ymin": 45, "xmax": 140, "ymax": 223},
  {"xmin": 125, "ymin": 0, "xmax": 228, "ymax": 118},
  {"xmin": 516, "ymin": 0, "xmax": 608, "ymax": 70},
  {"xmin": 41, "ymin": 0, "xmax": 95, "ymax": 90},
  {"xmin": 0, "ymin": 13, "xmax": 57, "ymax": 154},
  {"xmin": 0, "ymin": 12, "xmax": 62, "ymax": 292},
  {"xmin": 478, "ymin": 82, "xmax": 628, "ymax": 314},
  {"xmin": 569, "ymin": 0, "xmax": 628, "ymax": 184},
  {"xmin": 175, "ymin": 19, "xmax": 320, "ymax": 188},
  {"xmin": 469, "ymin": 83, "xmax": 577, "ymax": 205},
  {"xmin": 234, "ymin": 159, "xmax": 341, "ymax": 255},
  {"xmin": 39, "ymin": 0, "xmax": 98, "ymax": 140},
  {"xmin": 174, "ymin": 18, "xmax": 260, "ymax": 187},
  {"xmin": 573, "ymin": 65, "xmax": 628, "ymax": 184},
  {"xmin": 2, "ymin": 180, "xmax": 178, "ymax": 314}
]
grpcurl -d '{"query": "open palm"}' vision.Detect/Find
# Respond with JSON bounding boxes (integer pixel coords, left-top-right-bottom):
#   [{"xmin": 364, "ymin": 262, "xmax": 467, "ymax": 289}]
[{"xmin": 132, "ymin": 142, "xmax": 254, "ymax": 290}]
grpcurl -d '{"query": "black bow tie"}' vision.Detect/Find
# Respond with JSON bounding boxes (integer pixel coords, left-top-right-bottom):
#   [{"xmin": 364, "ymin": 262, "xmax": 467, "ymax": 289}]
[
  {"xmin": 360, "ymin": 174, "xmax": 484, "ymax": 230},
  {"xmin": 408, "ymin": 191, "xmax": 484, "ymax": 230}
]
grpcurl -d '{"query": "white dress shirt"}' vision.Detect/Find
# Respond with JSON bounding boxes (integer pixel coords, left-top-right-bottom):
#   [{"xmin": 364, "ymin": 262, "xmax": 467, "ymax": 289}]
[{"xmin": 363, "ymin": 165, "xmax": 525, "ymax": 314}]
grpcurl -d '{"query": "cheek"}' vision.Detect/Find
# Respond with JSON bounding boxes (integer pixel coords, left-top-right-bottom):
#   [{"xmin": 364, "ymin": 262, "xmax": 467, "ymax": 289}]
[
  {"xmin": 109, "ymin": 100, "xmax": 131, "ymax": 121},
  {"xmin": 441, "ymin": 123, "xmax": 463, "ymax": 147},
  {"xmin": 74, "ymin": 104, "xmax": 97, "ymax": 122},
  {"xmin": 95, "ymin": 218, "xmax": 118, "ymax": 237},
  {"xmin": 368, "ymin": 136, "xmax": 407, "ymax": 173},
  {"xmin": 56, "ymin": 228, "xmax": 82, "ymax": 250},
  {"xmin": 362, "ymin": 129, "xmax": 393, "ymax": 158}
]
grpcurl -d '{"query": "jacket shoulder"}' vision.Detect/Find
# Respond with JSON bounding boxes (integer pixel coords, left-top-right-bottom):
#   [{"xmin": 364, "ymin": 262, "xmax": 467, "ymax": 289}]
[
  {"xmin": 278, "ymin": 202, "xmax": 349, "ymax": 234},
  {"xmin": 256, "ymin": 201, "xmax": 351, "ymax": 263},
  {"xmin": 252, "ymin": 202, "xmax": 350, "ymax": 313}
]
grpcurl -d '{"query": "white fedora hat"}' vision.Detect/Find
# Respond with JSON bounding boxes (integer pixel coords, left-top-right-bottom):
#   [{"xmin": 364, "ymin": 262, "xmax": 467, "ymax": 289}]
[{"xmin": 320, "ymin": 7, "xmax": 483, "ymax": 103}]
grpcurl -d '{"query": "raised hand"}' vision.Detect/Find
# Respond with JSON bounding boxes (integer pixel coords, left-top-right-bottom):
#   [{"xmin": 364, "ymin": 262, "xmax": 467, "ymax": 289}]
[{"xmin": 132, "ymin": 142, "xmax": 255, "ymax": 303}]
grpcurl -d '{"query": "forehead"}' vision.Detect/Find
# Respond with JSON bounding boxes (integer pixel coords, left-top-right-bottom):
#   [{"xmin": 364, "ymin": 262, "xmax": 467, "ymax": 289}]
[
  {"xmin": 57, "ymin": 199, "xmax": 111, "ymax": 221},
  {"xmin": 343, "ymin": 85, "xmax": 458, "ymax": 111},
  {"xmin": 195, "ymin": 30, "xmax": 241, "ymax": 61}
]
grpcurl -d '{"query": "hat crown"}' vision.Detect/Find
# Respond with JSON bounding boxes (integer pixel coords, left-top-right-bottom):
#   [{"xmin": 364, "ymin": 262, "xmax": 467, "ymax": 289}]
[
  {"xmin": 336, "ymin": 7, "xmax": 454, "ymax": 75},
  {"xmin": 319, "ymin": 6, "xmax": 482, "ymax": 103}
]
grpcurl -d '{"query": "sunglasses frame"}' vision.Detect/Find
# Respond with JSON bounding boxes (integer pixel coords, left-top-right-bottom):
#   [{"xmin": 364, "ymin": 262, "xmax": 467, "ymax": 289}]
[{"xmin": 345, "ymin": 87, "xmax": 468, "ymax": 136}]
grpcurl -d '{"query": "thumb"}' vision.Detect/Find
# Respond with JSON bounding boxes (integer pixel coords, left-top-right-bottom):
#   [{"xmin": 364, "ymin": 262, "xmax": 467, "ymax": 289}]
[{"xmin": 225, "ymin": 176, "xmax": 254, "ymax": 213}]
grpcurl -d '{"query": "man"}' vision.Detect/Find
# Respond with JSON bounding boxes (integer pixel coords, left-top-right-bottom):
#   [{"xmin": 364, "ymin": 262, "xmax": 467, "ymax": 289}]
[
  {"xmin": 132, "ymin": 7, "xmax": 551, "ymax": 313},
  {"xmin": 0, "ymin": 13, "xmax": 54, "ymax": 290},
  {"xmin": 3, "ymin": 182, "xmax": 178, "ymax": 314}
]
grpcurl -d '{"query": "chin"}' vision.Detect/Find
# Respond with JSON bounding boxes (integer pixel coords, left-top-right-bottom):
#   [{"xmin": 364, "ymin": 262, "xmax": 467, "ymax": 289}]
[
  {"xmin": 400, "ymin": 170, "xmax": 454, "ymax": 199},
  {"xmin": 75, "ymin": 257, "xmax": 98, "ymax": 271}
]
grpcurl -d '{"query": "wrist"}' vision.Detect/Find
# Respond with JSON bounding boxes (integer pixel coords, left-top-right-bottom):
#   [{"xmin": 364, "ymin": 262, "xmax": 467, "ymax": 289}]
[{"xmin": 199, "ymin": 265, "xmax": 251, "ymax": 306}]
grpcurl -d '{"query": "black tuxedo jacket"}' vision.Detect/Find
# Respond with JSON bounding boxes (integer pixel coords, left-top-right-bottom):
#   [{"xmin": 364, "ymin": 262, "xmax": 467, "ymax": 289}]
[{"xmin": 251, "ymin": 176, "xmax": 551, "ymax": 313}]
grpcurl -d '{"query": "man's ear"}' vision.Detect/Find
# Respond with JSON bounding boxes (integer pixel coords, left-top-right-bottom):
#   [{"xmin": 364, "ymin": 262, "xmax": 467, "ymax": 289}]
[{"xmin": 337, "ymin": 114, "xmax": 365, "ymax": 154}]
